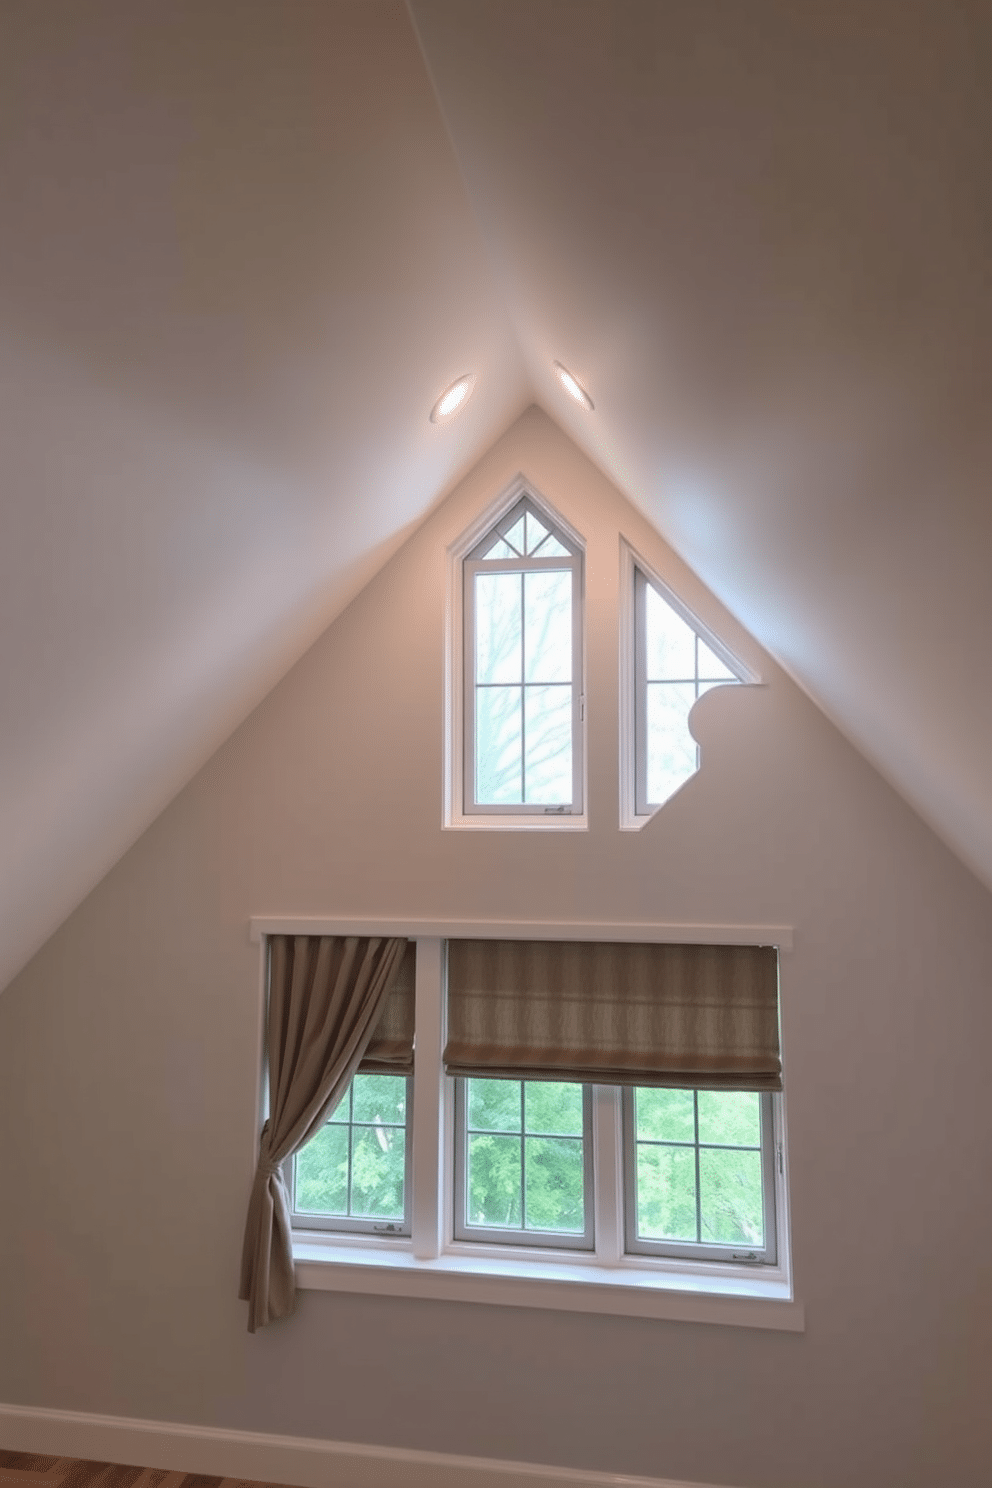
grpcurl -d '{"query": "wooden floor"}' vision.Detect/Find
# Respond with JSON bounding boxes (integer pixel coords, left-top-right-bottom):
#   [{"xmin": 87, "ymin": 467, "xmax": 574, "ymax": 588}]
[{"xmin": 0, "ymin": 1451, "xmax": 297, "ymax": 1488}]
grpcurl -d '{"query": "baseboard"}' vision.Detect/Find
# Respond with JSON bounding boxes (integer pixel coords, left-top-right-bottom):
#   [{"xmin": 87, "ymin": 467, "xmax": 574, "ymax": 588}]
[{"xmin": 0, "ymin": 1402, "xmax": 735, "ymax": 1488}]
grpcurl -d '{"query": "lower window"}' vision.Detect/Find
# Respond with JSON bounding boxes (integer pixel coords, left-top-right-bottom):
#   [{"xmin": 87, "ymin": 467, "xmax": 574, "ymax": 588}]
[
  {"xmin": 453, "ymin": 1078, "xmax": 594, "ymax": 1248},
  {"xmin": 290, "ymin": 1072, "xmax": 412, "ymax": 1237},
  {"xmin": 278, "ymin": 933, "xmax": 788, "ymax": 1304},
  {"xmin": 624, "ymin": 1087, "xmax": 777, "ymax": 1263},
  {"xmin": 292, "ymin": 1071, "xmax": 780, "ymax": 1271}
]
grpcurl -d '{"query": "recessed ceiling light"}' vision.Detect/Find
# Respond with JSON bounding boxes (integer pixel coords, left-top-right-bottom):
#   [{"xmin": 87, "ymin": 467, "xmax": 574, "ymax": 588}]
[
  {"xmin": 430, "ymin": 373, "xmax": 475, "ymax": 423},
  {"xmin": 552, "ymin": 361, "xmax": 594, "ymax": 411}
]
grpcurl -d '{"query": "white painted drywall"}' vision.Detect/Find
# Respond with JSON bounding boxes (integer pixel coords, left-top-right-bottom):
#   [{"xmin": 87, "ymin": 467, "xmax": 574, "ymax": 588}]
[{"xmin": 1, "ymin": 411, "xmax": 989, "ymax": 1488}]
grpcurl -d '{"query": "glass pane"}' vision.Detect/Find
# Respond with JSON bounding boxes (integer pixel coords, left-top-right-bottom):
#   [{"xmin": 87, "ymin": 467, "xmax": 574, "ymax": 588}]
[
  {"xmin": 524, "ymin": 1136, "xmax": 584, "ymax": 1232},
  {"xmin": 530, "ymin": 532, "xmax": 571, "ymax": 558},
  {"xmin": 645, "ymin": 584, "xmax": 696, "ymax": 679},
  {"xmin": 636, "ymin": 1087, "xmax": 695, "ymax": 1143},
  {"xmin": 636, "ymin": 1143, "xmax": 697, "ymax": 1241},
  {"xmin": 699, "ymin": 1148, "xmax": 764, "ymax": 1246},
  {"xmin": 524, "ymin": 570, "xmax": 572, "ymax": 683},
  {"xmin": 501, "ymin": 513, "xmax": 526, "ymax": 554},
  {"xmin": 349, "ymin": 1125, "xmax": 405, "ymax": 1219},
  {"xmin": 525, "ymin": 1080, "xmax": 583, "ymax": 1136},
  {"xmin": 467, "ymin": 1133, "xmax": 522, "ymax": 1227},
  {"xmin": 351, "ymin": 1073, "xmax": 407, "ymax": 1126},
  {"xmin": 475, "ymin": 572, "xmax": 521, "ymax": 685},
  {"xmin": 697, "ymin": 637, "xmax": 738, "ymax": 680},
  {"xmin": 645, "ymin": 683, "xmax": 697, "ymax": 804},
  {"xmin": 294, "ymin": 1123, "xmax": 349, "ymax": 1214},
  {"xmin": 468, "ymin": 1078, "xmax": 522, "ymax": 1132},
  {"xmin": 523, "ymin": 685, "xmax": 572, "ymax": 803},
  {"xmin": 697, "ymin": 1090, "xmax": 761, "ymax": 1148},
  {"xmin": 476, "ymin": 685, "xmax": 522, "ymax": 803},
  {"xmin": 523, "ymin": 510, "xmax": 550, "ymax": 554},
  {"xmin": 480, "ymin": 537, "xmax": 518, "ymax": 561}
]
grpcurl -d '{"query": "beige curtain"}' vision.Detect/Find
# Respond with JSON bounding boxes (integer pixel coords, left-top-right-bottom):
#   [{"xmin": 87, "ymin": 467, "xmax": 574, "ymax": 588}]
[
  {"xmin": 239, "ymin": 933, "xmax": 409, "ymax": 1332},
  {"xmin": 445, "ymin": 939, "xmax": 781, "ymax": 1091}
]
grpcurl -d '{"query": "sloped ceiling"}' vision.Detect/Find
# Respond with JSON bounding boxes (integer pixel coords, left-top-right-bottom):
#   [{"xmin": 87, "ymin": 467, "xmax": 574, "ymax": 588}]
[{"xmin": 2, "ymin": 1, "xmax": 990, "ymax": 991}]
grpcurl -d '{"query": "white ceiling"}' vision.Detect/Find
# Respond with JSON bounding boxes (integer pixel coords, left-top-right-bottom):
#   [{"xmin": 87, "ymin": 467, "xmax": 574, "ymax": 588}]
[{"xmin": 2, "ymin": 1, "xmax": 990, "ymax": 990}]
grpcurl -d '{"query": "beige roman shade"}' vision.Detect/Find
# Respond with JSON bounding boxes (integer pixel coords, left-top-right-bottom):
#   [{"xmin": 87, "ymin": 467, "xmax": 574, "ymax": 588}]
[
  {"xmin": 359, "ymin": 938, "xmax": 416, "ymax": 1074},
  {"xmin": 444, "ymin": 939, "xmax": 781, "ymax": 1091}
]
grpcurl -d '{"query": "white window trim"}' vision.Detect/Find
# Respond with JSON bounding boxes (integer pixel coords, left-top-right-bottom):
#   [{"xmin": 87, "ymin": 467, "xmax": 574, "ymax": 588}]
[
  {"xmin": 445, "ymin": 475, "xmax": 588, "ymax": 831},
  {"xmin": 618, "ymin": 539, "xmax": 760, "ymax": 831},
  {"xmin": 249, "ymin": 916, "xmax": 801, "ymax": 1333}
]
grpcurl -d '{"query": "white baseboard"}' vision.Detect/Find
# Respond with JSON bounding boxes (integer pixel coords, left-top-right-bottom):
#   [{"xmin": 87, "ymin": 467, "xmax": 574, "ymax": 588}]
[{"xmin": 0, "ymin": 1402, "xmax": 735, "ymax": 1488}]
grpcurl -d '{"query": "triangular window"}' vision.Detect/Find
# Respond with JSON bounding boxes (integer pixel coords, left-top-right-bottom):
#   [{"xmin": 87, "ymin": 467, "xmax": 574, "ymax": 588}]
[{"xmin": 634, "ymin": 566, "xmax": 749, "ymax": 814}]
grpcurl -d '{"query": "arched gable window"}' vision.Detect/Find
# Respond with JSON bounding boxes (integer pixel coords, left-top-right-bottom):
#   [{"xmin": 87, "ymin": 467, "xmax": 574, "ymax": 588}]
[{"xmin": 461, "ymin": 493, "xmax": 584, "ymax": 817}]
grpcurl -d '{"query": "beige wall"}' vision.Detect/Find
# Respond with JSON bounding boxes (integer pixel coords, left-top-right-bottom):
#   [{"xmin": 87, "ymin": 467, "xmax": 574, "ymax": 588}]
[{"xmin": 1, "ymin": 408, "xmax": 990, "ymax": 1488}]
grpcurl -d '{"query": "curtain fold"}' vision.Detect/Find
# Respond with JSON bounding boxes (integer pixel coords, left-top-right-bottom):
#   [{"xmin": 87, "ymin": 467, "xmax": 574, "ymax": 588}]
[
  {"xmin": 239, "ymin": 933, "xmax": 408, "ymax": 1332},
  {"xmin": 444, "ymin": 939, "xmax": 781, "ymax": 1091},
  {"xmin": 359, "ymin": 939, "xmax": 416, "ymax": 1073}
]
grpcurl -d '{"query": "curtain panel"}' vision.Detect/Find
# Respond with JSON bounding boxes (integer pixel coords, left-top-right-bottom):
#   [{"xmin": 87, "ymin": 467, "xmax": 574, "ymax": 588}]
[
  {"xmin": 444, "ymin": 939, "xmax": 781, "ymax": 1091},
  {"xmin": 239, "ymin": 933, "xmax": 410, "ymax": 1332}
]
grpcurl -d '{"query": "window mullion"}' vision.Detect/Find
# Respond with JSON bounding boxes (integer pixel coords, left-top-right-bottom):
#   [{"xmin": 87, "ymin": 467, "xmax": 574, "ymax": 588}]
[
  {"xmin": 693, "ymin": 1091, "xmax": 702, "ymax": 1244},
  {"xmin": 519, "ymin": 1080, "xmax": 527, "ymax": 1229},
  {"xmin": 411, "ymin": 937, "xmax": 444, "ymax": 1259},
  {"xmin": 593, "ymin": 1084, "xmax": 623, "ymax": 1263}
]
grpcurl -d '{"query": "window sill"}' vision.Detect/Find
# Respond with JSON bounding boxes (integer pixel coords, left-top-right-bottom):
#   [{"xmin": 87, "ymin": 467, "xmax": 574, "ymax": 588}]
[
  {"xmin": 292, "ymin": 1234, "xmax": 803, "ymax": 1332},
  {"xmin": 443, "ymin": 813, "xmax": 588, "ymax": 831}
]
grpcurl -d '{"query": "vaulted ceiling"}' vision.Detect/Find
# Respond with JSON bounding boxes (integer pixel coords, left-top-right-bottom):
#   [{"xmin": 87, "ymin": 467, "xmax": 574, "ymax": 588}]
[{"xmin": 2, "ymin": 0, "xmax": 990, "ymax": 991}]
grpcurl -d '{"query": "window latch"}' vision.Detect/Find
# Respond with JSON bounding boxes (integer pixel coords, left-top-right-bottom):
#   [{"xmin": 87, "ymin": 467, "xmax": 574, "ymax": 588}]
[
  {"xmin": 373, "ymin": 1222, "xmax": 403, "ymax": 1235},
  {"xmin": 732, "ymin": 1251, "xmax": 760, "ymax": 1263},
  {"xmin": 544, "ymin": 805, "xmax": 571, "ymax": 814}
]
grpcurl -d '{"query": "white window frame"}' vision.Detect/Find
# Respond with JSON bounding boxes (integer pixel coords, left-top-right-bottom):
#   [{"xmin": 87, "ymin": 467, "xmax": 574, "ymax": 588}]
[
  {"xmin": 622, "ymin": 1087, "xmax": 778, "ymax": 1264},
  {"xmin": 619, "ymin": 539, "xmax": 759, "ymax": 830},
  {"xmin": 250, "ymin": 916, "xmax": 801, "ymax": 1332},
  {"xmin": 445, "ymin": 477, "xmax": 588, "ymax": 830}
]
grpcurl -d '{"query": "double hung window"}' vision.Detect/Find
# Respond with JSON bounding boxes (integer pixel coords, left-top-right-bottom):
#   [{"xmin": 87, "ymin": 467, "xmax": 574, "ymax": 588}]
[{"xmin": 460, "ymin": 493, "xmax": 584, "ymax": 818}]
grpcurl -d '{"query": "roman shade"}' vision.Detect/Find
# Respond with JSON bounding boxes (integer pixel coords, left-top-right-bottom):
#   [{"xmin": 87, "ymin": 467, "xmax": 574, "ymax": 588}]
[
  {"xmin": 359, "ymin": 938, "xmax": 416, "ymax": 1073},
  {"xmin": 444, "ymin": 939, "xmax": 781, "ymax": 1091}
]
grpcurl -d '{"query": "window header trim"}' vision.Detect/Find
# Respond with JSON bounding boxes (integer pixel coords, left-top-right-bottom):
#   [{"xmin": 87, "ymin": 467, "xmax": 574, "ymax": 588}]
[{"xmin": 249, "ymin": 917, "xmax": 793, "ymax": 951}]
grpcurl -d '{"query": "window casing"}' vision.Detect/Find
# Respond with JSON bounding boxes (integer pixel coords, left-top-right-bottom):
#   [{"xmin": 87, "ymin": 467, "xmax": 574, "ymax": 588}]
[
  {"xmin": 460, "ymin": 493, "xmax": 584, "ymax": 819},
  {"xmin": 281, "ymin": 934, "xmax": 786, "ymax": 1284}
]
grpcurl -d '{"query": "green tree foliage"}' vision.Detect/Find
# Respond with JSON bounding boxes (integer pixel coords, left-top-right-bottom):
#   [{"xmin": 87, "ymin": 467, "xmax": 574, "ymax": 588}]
[
  {"xmin": 634, "ymin": 1088, "xmax": 764, "ymax": 1246},
  {"xmin": 465, "ymin": 1079, "xmax": 585, "ymax": 1233},
  {"xmin": 295, "ymin": 1074, "xmax": 407, "ymax": 1220}
]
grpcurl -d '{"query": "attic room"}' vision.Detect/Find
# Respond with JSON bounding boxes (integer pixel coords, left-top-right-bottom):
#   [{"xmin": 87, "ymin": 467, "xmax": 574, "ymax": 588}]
[{"xmin": 1, "ymin": 5, "xmax": 990, "ymax": 1488}]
